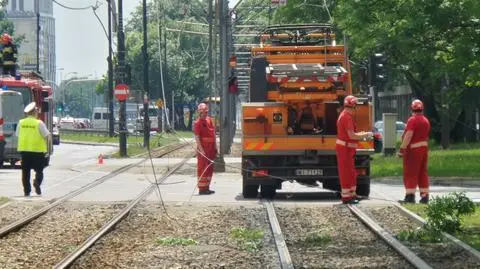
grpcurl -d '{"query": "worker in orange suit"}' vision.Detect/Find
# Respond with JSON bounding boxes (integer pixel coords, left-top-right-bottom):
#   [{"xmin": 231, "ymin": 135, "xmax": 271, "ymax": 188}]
[
  {"xmin": 336, "ymin": 95, "xmax": 373, "ymax": 204},
  {"xmin": 398, "ymin": 99, "xmax": 431, "ymax": 204},
  {"xmin": 194, "ymin": 103, "xmax": 217, "ymax": 195}
]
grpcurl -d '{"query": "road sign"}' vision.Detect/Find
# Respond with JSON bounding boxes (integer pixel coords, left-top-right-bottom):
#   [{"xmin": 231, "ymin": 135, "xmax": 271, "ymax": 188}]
[{"xmin": 115, "ymin": 84, "xmax": 129, "ymax": 101}]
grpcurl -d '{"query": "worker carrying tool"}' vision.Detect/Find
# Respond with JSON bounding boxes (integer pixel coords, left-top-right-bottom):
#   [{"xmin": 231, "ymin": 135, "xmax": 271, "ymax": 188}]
[
  {"xmin": 336, "ymin": 95, "xmax": 373, "ymax": 204},
  {"xmin": 193, "ymin": 103, "xmax": 217, "ymax": 195},
  {"xmin": 398, "ymin": 99, "xmax": 431, "ymax": 204},
  {"xmin": 0, "ymin": 33, "xmax": 17, "ymax": 76}
]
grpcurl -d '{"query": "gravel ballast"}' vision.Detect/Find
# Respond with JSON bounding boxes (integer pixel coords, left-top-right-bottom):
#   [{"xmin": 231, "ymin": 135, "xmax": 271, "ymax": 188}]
[
  {"xmin": 71, "ymin": 203, "xmax": 280, "ymax": 269},
  {"xmin": 0, "ymin": 202, "xmax": 124, "ymax": 268}
]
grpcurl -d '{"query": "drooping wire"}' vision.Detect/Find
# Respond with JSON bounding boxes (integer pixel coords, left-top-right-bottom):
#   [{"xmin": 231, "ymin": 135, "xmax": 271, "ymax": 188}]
[{"xmin": 52, "ymin": 0, "xmax": 93, "ymax": 10}]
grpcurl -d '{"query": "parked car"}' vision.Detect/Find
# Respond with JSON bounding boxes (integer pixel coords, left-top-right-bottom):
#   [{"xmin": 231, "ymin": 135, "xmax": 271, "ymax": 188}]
[{"xmin": 373, "ymin": 120, "xmax": 406, "ymax": 152}]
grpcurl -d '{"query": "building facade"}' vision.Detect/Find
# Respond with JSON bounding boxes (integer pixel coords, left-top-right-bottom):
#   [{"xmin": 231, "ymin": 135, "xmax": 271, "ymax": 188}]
[{"xmin": 5, "ymin": 0, "xmax": 55, "ymax": 85}]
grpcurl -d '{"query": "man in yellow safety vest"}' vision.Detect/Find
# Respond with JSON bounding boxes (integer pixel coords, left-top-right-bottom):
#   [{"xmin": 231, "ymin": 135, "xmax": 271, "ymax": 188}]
[{"xmin": 16, "ymin": 102, "xmax": 51, "ymax": 196}]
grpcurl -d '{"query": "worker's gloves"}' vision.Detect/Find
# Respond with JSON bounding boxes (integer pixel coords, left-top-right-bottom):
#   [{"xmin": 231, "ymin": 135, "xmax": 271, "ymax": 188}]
[{"xmin": 397, "ymin": 148, "xmax": 405, "ymax": 158}]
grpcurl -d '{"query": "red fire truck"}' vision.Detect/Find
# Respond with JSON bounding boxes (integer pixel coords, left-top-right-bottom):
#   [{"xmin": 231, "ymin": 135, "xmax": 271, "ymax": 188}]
[{"xmin": 0, "ymin": 72, "xmax": 55, "ymax": 167}]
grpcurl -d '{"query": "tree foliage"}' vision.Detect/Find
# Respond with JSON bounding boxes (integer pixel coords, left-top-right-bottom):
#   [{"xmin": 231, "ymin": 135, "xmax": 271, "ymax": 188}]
[
  {"xmin": 267, "ymin": 0, "xmax": 480, "ymax": 142},
  {"xmin": 124, "ymin": 0, "xmax": 210, "ymax": 130}
]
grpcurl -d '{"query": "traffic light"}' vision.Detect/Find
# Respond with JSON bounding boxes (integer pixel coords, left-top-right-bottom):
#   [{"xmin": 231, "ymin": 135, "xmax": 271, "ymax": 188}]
[
  {"xmin": 56, "ymin": 102, "xmax": 64, "ymax": 113},
  {"xmin": 369, "ymin": 53, "xmax": 387, "ymax": 88}
]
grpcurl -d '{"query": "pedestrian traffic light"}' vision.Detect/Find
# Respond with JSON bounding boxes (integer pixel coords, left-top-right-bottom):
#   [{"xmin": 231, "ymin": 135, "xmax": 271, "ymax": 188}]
[{"xmin": 369, "ymin": 53, "xmax": 387, "ymax": 88}]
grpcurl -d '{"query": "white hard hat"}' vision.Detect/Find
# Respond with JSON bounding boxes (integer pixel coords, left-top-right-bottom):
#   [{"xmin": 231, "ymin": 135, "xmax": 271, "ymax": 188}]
[{"xmin": 24, "ymin": 102, "xmax": 36, "ymax": 113}]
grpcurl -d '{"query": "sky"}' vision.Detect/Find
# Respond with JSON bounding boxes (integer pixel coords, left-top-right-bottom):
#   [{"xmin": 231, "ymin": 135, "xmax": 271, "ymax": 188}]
[{"xmin": 54, "ymin": 0, "xmax": 240, "ymax": 83}]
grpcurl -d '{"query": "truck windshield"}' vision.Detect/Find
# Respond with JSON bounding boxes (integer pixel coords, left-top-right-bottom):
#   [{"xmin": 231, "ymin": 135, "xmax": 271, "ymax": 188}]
[
  {"xmin": 7, "ymin": 87, "xmax": 32, "ymax": 106},
  {"xmin": 1, "ymin": 92, "xmax": 24, "ymax": 134}
]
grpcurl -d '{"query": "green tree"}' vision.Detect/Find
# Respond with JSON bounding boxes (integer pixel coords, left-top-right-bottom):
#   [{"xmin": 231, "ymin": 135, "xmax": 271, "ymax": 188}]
[
  {"xmin": 334, "ymin": 0, "xmax": 480, "ymax": 142},
  {"xmin": 124, "ymin": 0, "xmax": 211, "ymax": 130}
]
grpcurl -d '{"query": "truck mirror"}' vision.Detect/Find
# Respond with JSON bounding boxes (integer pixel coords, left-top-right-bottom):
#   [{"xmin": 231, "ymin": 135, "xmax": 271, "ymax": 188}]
[
  {"xmin": 41, "ymin": 90, "xmax": 49, "ymax": 98},
  {"xmin": 42, "ymin": 101, "xmax": 49, "ymax": 112}
]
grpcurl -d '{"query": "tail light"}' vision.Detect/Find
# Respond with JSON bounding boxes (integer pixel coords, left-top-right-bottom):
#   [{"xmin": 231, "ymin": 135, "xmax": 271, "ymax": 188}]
[
  {"xmin": 374, "ymin": 132, "xmax": 382, "ymax": 140},
  {"xmin": 252, "ymin": 170, "xmax": 268, "ymax": 177}
]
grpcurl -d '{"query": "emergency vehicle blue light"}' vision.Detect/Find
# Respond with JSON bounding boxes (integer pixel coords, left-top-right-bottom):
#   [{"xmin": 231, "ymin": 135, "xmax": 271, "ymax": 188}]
[
  {"xmin": 15, "ymin": 72, "xmax": 21, "ymax": 80},
  {"xmin": 2, "ymin": 85, "xmax": 7, "ymax": 91}
]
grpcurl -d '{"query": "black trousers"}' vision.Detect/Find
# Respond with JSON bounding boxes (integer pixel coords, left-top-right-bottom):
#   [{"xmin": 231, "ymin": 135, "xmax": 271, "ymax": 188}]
[
  {"xmin": 21, "ymin": 152, "xmax": 46, "ymax": 195},
  {"xmin": 2, "ymin": 65, "xmax": 16, "ymax": 76}
]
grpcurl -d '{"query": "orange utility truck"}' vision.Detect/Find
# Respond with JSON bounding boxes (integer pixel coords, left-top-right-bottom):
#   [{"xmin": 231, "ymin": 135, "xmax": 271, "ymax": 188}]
[{"xmin": 241, "ymin": 24, "xmax": 374, "ymax": 198}]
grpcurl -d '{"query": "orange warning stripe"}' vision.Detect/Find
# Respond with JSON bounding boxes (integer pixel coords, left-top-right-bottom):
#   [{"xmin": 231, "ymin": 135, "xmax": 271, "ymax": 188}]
[
  {"xmin": 357, "ymin": 141, "xmax": 374, "ymax": 149},
  {"xmin": 246, "ymin": 142, "xmax": 274, "ymax": 150}
]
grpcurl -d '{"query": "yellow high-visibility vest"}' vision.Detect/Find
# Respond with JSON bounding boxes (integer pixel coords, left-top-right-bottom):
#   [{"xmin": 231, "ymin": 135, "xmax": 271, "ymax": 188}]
[{"xmin": 17, "ymin": 117, "xmax": 47, "ymax": 153}]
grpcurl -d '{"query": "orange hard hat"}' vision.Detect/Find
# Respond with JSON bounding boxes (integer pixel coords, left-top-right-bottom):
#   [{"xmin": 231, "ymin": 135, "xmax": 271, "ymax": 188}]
[
  {"xmin": 411, "ymin": 99, "xmax": 424, "ymax": 111},
  {"xmin": 344, "ymin": 95, "xmax": 358, "ymax": 107},
  {"xmin": 1, "ymin": 33, "xmax": 12, "ymax": 43},
  {"xmin": 198, "ymin": 103, "xmax": 208, "ymax": 113}
]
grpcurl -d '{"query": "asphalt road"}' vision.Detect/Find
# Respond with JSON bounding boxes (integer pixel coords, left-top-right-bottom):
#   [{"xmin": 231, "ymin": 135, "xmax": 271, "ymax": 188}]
[{"xmin": 0, "ymin": 142, "xmax": 479, "ymax": 204}]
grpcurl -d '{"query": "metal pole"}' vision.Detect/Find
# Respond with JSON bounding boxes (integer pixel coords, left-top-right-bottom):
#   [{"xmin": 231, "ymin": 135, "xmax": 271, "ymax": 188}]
[
  {"xmin": 441, "ymin": 72, "xmax": 450, "ymax": 149},
  {"xmin": 208, "ymin": 0, "xmax": 214, "ymax": 99},
  {"xmin": 215, "ymin": 0, "xmax": 227, "ymax": 171},
  {"xmin": 107, "ymin": 0, "xmax": 114, "ymax": 137},
  {"xmin": 36, "ymin": 0, "xmax": 40, "ymax": 73},
  {"xmin": 142, "ymin": 0, "xmax": 150, "ymax": 148},
  {"xmin": 117, "ymin": 0, "xmax": 127, "ymax": 156}
]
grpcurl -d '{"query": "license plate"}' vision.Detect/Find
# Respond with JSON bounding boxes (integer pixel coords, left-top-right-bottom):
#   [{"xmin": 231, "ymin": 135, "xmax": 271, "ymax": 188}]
[{"xmin": 295, "ymin": 169, "xmax": 323, "ymax": 176}]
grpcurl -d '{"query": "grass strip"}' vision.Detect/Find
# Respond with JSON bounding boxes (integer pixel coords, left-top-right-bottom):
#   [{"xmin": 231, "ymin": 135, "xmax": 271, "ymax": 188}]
[{"xmin": 371, "ymin": 148, "xmax": 480, "ymax": 178}]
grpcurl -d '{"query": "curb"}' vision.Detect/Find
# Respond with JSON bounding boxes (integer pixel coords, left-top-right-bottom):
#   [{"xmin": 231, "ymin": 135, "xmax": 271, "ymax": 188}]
[
  {"xmin": 61, "ymin": 140, "xmax": 118, "ymax": 147},
  {"xmin": 373, "ymin": 177, "xmax": 480, "ymax": 187}
]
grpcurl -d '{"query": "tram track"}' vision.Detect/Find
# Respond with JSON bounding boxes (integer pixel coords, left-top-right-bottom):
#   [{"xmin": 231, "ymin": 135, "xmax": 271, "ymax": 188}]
[
  {"xmin": 266, "ymin": 201, "xmax": 480, "ymax": 269},
  {"xmin": 0, "ymin": 143, "xmax": 188, "ymax": 238},
  {"xmin": 0, "ymin": 143, "xmax": 194, "ymax": 268}
]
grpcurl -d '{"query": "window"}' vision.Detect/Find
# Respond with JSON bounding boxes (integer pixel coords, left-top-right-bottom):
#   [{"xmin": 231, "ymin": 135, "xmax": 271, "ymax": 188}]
[
  {"xmin": 19, "ymin": 0, "xmax": 24, "ymax": 11},
  {"xmin": 8, "ymin": 87, "xmax": 32, "ymax": 106},
  {"xmin": 396, "ymin": 122, "xmax": 406, "ymax": 131},
  {"xmin": 102, "ymin": 113, "xmax": 110, "ymax": 120},
  {"xmin": 11, "ymin": 0, "xmax": 16, "ymax": 11},
  {"xmin": 94, "ymin": 113, "xmax": 101, "ymax": 120}
]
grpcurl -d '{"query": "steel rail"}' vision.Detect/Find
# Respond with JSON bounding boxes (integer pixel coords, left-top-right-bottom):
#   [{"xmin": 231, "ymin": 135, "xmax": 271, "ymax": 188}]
[
  {"xmin": 53, "ymin": 154, "xmax": 194, "ymax": 269},
  {"xmin": 0, "ymin": 143, "xmax": 188, "ymax": 238},
  {"xmin": 347, "ymin": 205, "xmax": 433, "ymax": 269},
  {"xmin": 395, "ymin": 203, "xmax": 480, "ymax": 261},
  {"xmin": 264, "ymin": 201, "xmax": 294, "ymax": 269}
]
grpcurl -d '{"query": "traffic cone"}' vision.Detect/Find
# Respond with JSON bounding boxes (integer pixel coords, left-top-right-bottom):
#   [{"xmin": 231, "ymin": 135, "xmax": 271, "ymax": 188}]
[{"xmin": 98, "ymin": 154, "xmax": 104, "ymax": 164}]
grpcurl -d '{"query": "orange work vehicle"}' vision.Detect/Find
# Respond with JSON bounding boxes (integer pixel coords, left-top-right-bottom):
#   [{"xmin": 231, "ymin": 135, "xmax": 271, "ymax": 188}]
[
  {"xmin": 242, "ymin": 24, "xmax": 374, "ymax": 198},
  {"xmin": 0, "ymin": 72, "xmax": 56, "ymax": 166}
]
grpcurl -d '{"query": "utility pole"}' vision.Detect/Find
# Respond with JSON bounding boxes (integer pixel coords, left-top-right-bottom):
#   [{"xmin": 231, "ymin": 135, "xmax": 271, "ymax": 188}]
[
  {"xmin": 142, "ymin": 0, "xmax": 150, "ymax": 148},
  {"xmin": 208, "ymin": 0, "xmax": 214, "ymax": 99},
  {"xmin": 107, "ymin": 0, "xmax": 114, "ymax": 137},
  {"xmin": 35, "ymin": 0, "xmax": 40, "ymax": 73},
  {"xmin": 216, "ymin": 0, "xmax": 228, "ymax": 171},
  {"xmin": 117, "ymin": 0, "xmax": 127, "ymax": 156}
]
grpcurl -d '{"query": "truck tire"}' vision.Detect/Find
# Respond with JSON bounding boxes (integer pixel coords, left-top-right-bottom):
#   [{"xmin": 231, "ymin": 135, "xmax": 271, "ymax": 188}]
[
  {"xmin": 356, "ymin": 183, "xmax": 370, "ymax": 197},
  {"xmin": 260, "ymin": 185, "xmax": 276, "ymax": 199},
  {"xmin": 249, "ymin": 57, "xmax": 268, "ymax": 102},
  {"xmin": 242, "ymin": 176, "xmax": 259, "ymax": 198}
]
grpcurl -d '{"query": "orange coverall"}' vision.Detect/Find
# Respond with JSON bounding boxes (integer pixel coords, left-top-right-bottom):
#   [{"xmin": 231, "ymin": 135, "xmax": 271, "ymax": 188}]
[
  {"xmin": 336, "ymin": 110, "xmax": 358, "ymax": 202},
  {"xmin": 193, "ymin": 116, "xmax": 217, "ymax": 192},
  {"xmin": 402, "ymin": 114, "xmax": 431, "ymax": 198}
]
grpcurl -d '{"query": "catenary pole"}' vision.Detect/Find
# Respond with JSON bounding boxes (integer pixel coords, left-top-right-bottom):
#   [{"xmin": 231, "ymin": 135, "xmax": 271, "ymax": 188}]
[
  {"xmin": 142, "ymin": 0, "xmax": 150, "ymax": 148},
  {"xmin": 107, "ymin": 0, "xmax": 114, "ymax": 137}
]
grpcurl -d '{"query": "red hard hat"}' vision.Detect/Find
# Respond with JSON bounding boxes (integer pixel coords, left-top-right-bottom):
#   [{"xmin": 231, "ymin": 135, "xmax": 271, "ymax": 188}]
[
  {"xmin": 411, "ymin": 99, "xmax": 424, "ymax": 111},
  {"xmin": 1, "ymin": 33, "xmax": 11, "ymax": 43},
  {"xmin": 198, "ymin": 103, "xmax": 208, "ymax": 113},
  {"xmin": 344, "ymin": 95, "xmax": 358, "ymax": 107}
]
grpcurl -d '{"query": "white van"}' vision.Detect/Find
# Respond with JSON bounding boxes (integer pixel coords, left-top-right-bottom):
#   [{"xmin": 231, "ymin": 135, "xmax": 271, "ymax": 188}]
[
  {"xmin": 0, "ymin": 90, "xmax": 25, "ymax": 166},
  {"xmin": 91, "ymin": 107, "xmax": 111, "ymax": 130}
]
